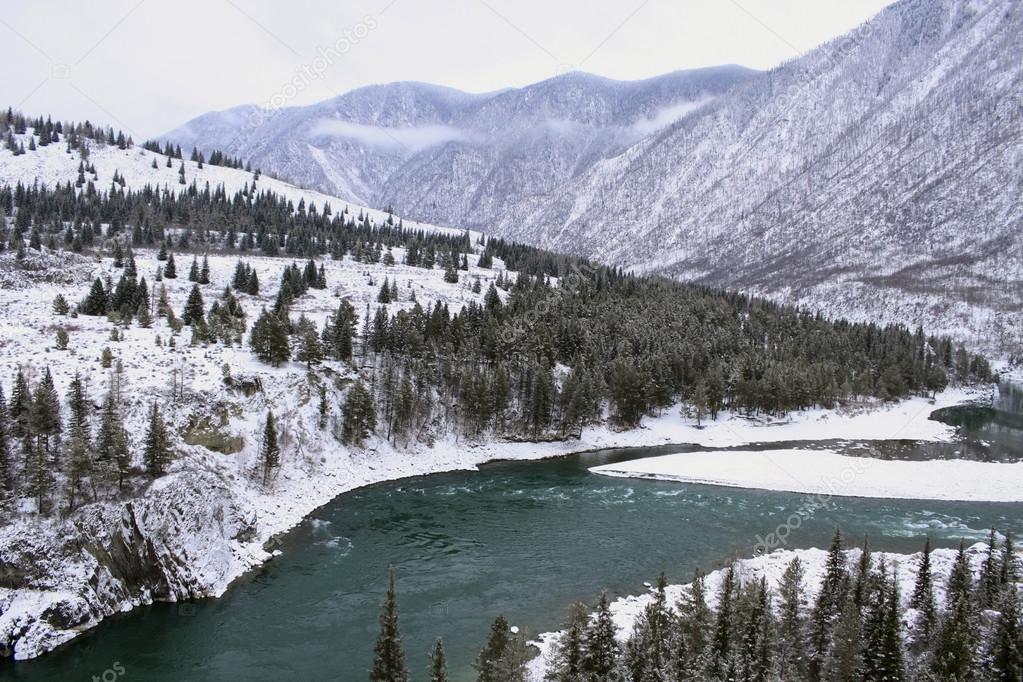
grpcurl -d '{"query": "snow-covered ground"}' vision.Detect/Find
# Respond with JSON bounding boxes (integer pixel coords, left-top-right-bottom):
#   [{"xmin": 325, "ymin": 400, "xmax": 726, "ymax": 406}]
[
  {"xmin": 526, "ymin": 542, "xmax": 1022, "ymax": 681},
  {"xmin": 591, "ymin": 448, "xmax": 1023, "ymax": 502},
  {"xmin": 0, "ymin": 238, "xmax": 994, "ymax": 659},
  {"xmin": 0, "ymin": 127, "xmax": 473, "ymax": 242}
]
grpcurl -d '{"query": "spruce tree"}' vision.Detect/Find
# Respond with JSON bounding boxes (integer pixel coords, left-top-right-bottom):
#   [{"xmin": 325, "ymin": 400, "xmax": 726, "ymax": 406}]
[
  {"xmin": 370, "ymin": 567, "xmax": 409, "ymax": 682},
  {"xmin": 0, "ymin": 385, "xmax": 11, "ymax": 499},
  {"xmin": 980, "ymin": 528, "xmax": 1002, "ymax": 610},
  {"xmin": 475, "ymin": 614, "xmax": 527, "ymax": 682},
  {"xmin": 143, "ymin": 402, "xmax": 170, "ymax": 477},
  {"xmin": 583, "ymin": 591, "xmax": 619, "ymax": 678},
  {"xmin": 910, "ymin": 537, "xmax": 937, "ymax": 639},
  {"xmin": 199, "ymin": 255, "xmax": 210, "ymax": 284},
  {"xmin": 32, "ymin": 368, "xmax": 62, "ymax": 465},
  {"xmin": 164, "ymin": 252, "xmax": 177, "ymax": 279},
  {"xmin": 777, "ymin": 557, "xmax": 807, "ymax": 679},
  {"xmin": 182, "ymin": 284, "xmax": 205, "ymax": 326},
  {"xmin": 810, "ymin": 529, "xmax": 847, "ymax": 681},
  {"xmin": 548, "ymin": 602, "xmax": 588, "ymax": 682},
  {"xmin": 97, "ymin": 388, "xmax": 130, "ymax": 490},
  {"xmin": 342, "ymin": 382, "xmax": 377, "ymax": 446},
  {"xmin": 429, "ymin": 638, "xmax": 448, "ymax": 682},
  {"xmin": 987, "ymin": 581, "xmax": 1023, "ymax": 681},
  {"xmin": 932, "ymin": 542, "xmax": 979, "ymax": 680},
  {"xmin": 707, "ymin": 563, "xmax": 736, "ymax": 679},
  {"xmin": 259, "ymin": 410, "xmax": 280, "ymax": 485},
  {"xmin": 1000, "ymin": 531, "xmax": 1019, "ymax": 586}
]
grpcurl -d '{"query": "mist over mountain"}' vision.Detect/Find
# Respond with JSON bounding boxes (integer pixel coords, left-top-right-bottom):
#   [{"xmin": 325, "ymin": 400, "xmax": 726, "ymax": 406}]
[
  {"xmin": 167, "ymin": 0, "xmax": 1023, "ymax": 352},
  {"xmin": 164, "ymin": 66, "xmax": 756, "ymax": 228}
]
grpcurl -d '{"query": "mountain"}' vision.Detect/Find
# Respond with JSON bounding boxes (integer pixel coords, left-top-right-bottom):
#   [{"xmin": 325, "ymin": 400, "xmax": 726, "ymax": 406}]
[
  {"xmin": 495, "ymin": 0, "xmax": 1023, "ymax": 352},
  {"xmin": 163, "ymin": 66, "xmax": 757, "ymax": 227}
]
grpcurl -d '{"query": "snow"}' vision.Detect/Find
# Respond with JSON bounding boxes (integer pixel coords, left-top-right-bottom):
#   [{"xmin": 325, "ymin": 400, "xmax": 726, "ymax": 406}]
[
  {"xmin": 526, "ymin": 542, "xmax": 1023, "ymax": 681},
  {"xmin": 591, "ymin": 449, "xmax": 1023, "ymax": 502}
]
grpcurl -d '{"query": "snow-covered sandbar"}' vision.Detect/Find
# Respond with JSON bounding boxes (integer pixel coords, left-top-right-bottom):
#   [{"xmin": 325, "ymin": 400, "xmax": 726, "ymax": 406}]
[{"xmin": 590, "ymin": 448, "xmax": 1023, "ymax": 502}]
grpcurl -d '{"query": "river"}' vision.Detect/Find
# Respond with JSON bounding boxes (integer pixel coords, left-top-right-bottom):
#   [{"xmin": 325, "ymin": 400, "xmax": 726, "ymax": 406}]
[{"xmin": 3, "ymin": 390, "xmax": 1023, "ymax": 681}]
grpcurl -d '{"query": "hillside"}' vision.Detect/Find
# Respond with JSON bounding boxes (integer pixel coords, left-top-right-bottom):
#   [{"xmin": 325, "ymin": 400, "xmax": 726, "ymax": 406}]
[
  {"xmin": 493, "ymin": 0, "xmax": 1023, "ymax": 353},
  {"xmin": 163, "ymin": 66, "xmax": 756, "ymax": 227}
]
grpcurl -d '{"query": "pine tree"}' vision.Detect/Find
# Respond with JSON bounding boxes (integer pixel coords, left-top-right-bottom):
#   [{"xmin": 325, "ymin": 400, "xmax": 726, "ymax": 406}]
[
  {"xmin": 182, "ymin": 284, "xmax": 205, "ymax": 326},
  {"xmin": 81, "ymin": 278, "xmax": 108, "ymax": 315},
  {"xmin": 980, "ymin": 528, "xmax": 1002, "ymax": 609},
  {"xmin": 932, "ymin": 542, "xmax": 979, "ymax": 680},
  {"xmin": 52, "ymin": 294, "xmax": 70, "ymax": 315},
  {"xmin": 342, "ymin": 382, "xmax": 377, "ymax": 446},
  {"xmin": 777, "ymin": 556, "xmax": 807, "ymax": 679},
  {"xmin": 547, "ymin": 602, "xmax": 588, "ymax": 682},
  {"xmin": 987, "ymin": 581, "xmax": 1023, "ymax": 681},
  {"xmin": 370, "ymin": 567, "xmax": 409, "ymax": 682},
  {"xmin": 199, "ymin": 255, "xmax": 210, "ymax": 285},
  {"xmin": 24, "ymin": 432, "xmax": 52, "ymax": 514},
  {"xmin": 429, "ymin": 638, "xmax": 448, "ymax": 682},
  {"xmin": 475, "ymin": 614, "xmax": 527, "ymax": 682},
  {"xmin": 259, "ymin": 410, "xmax": 280, "ymax": 486},
  {"xmin": 707, "ymin": 563, "xmax": 737, "ymax": 680},
  {"xmin": 0, "ymin": 385, "xmax": 11, "ymax": 499},
  {"xmin": 1000, "ymin": 531, "xmax": 1019, "ymax": 586},
  {"xmin": 164, "ymin": 252, "xmax": 177, "ymax": 279},
  {"xmin": 143, "ymin": 402, "xmax": 170, "ymax": 477},
  {"xmin": 296, "ymin": 317, "xmax": 323, "ymax": 369},
  {"xmin": 810, "ymin": 529, "xmax": 847, "ymax": 681},
  {"xmin": 188, "ymin": 256, "xmax": 199, "ymax": 282},
  {"xmin": 318, "ymin": 386, "xmax": 329, "ymax": 430},
  {"xmin": 583, "ymin": 591, "xmax": 619, "ymax": 678},
  {"xmin": 32, "ymin": 368, "xmax": 62, "ymax": 465},
  {"xmin": 910, "ymin": 537, "xmax": 937, "ymax": 640},
  {"xmin": 96, "ymin": 388, "xmax": 130, "ymax": 490}
]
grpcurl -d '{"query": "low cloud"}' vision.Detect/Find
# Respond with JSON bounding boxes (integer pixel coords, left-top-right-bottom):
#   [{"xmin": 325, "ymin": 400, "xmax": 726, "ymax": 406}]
[
  {"xmin": 308, "ymin": 119, "xmax": 474, "ymax": 152},
  {"xmin": 628, "ymin": 97, "xmax": 716, "ymax": 138}
]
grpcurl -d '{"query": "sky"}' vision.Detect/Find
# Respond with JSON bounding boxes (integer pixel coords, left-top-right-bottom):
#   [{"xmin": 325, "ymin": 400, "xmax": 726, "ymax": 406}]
[{"xmin": 0, "ymin": 0, "xmax": 896, "ymax": 140}]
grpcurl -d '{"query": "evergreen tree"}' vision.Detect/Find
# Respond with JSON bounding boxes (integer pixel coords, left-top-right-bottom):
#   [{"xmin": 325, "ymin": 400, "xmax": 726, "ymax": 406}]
[
  {"xmin": 96, "ymin": 388, "xmax": 130, "ymax": 490},
  {"xmin": 547, "ymin": 602, "xmax": 588, "ymax": 682},
  {"xmin": 188, "ymin": 255, "xmax": 199, "ymax": 282},
  {"xmin": 182, "ymin": 284, "xmax": 205, "ymax": 326},
  {"xmin": 32, "ymin": 368, "xmax": 62, "ymax": 465},
  {"xmin": 429, "ymin": 638, "xmax": 448, "ymax": 682},
  {"xmin": 809, "ymin": 529, "xmax": 847, "ymax": 681},
  {"xmin": 979, "ymin": 529, "xmax": 1003, "ymax": 610},
  {"xmin": 318, "ymin": 385, "xmax": 329, "ymax": 430},
  {"xmin": 583, "ymin": 591, "xmax": 619, "ymax": 679},
  {"xmin": 164, "ymin": 252, "xmax": 177, "ymax": 279},
  {"xmin": 199, "ymin": 255, "xmax": 210, "ymax": 285},
  {"xmin": 987, "ymin": 581, "xmax": 1023, "ymax": 682},
  {"xmin": 777, "ymin": 556, "xmax": 808, "ymax": 679},
  {"xmin": 0, "ymin": 386, "xmax": 11, "ymax": 501},
  {"xmin": 707, "ymin": 563, "xmax": 737, "ymax": 679},
  {"xmin": 80, "ymin": 278, "xmax": 108, "ymax": 315},
  {"xmin": 342, "ymin": 382, "xmax": 377, "ymax": 446},
  {"xmin": 143, "ymin": 402, "xmax": 170, "ymax": 477},
  {"xmin": 259, "ymin": 410, "xmax": 280, "ymax": 485},
  {"xmin": 931, "ymin": 542, "xmax": 979, "ymax": 680},
  {"xmin": 370, "ymin": 568, "xmax": 409, "ymax": 682},
  {"xmin": 475, "ymin": 614, "xmax": 527, "ymax": 682},
  {"xmin": 910, "ymin": 537, "xmax": 937, "ymax": 640}
]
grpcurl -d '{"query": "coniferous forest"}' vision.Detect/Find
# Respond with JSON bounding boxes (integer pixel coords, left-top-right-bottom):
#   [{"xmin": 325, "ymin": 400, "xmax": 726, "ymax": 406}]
[
  {"xmin": 372, "ymin": 531, "xmax": 1022, "ymax": 682},
  {"xmin": 0, "ymin": 156, "xmax": 995, "ymax": 518}
]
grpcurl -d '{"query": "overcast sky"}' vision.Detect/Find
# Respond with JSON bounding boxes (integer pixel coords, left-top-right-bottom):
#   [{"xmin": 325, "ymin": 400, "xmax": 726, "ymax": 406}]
[{"xmin": 0, "ymin": 0, "xmax": 896, "ymax": 139}]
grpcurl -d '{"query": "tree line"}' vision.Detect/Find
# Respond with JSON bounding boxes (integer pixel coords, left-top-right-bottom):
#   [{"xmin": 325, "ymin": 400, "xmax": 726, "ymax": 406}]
[{"xmin": 539, "ymin": 529, "xmax": 1021, "ymax": 682}]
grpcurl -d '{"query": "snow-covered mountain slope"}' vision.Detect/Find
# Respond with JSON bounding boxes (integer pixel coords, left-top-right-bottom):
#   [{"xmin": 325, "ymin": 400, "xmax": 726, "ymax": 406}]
[
  {"xmin": 494, "ymin": 0, "xmax": 1023, "ymax": 354},
  {"xmin": 163, "ymin": 66, "xmax": 756, "ymax": 227},
  {"xmin": 0, "ymin": 128, "xmax": 465, "ymax": 241}
]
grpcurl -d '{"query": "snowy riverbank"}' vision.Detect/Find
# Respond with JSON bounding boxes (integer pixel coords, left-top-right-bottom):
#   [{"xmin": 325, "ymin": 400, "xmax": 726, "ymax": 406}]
[
  {"xmin": 590, "ymin": 448, "xmax": 1023, "ymax": 502},
  {"xmin": 526, "ymin": 542, "xmax": 1019, "ymax": 681},
  {"xmin": 0, "ymin": 370, "xmax": 990, "ymax": 659}
]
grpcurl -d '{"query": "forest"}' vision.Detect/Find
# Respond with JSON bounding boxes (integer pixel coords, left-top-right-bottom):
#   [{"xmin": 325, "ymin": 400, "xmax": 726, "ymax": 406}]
[{"xmin": 370, "ymin": 531, "xmax": 1023, "ymax": 682}]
